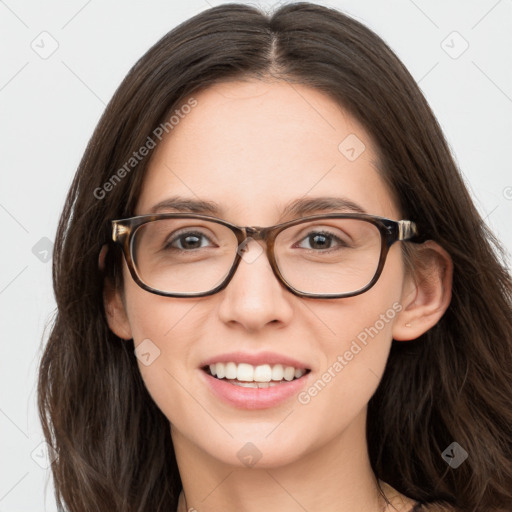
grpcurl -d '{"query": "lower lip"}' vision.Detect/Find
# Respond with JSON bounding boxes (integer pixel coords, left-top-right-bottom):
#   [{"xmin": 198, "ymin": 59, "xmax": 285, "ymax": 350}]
[{"xmin": 201, "ymin": 370, "xmax": 309, "ymax": 410}]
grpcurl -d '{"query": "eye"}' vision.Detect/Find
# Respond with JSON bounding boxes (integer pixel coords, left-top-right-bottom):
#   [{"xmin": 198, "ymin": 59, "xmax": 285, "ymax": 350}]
[
  {"xmin": 166, "ymin": 230, "xmax": 215, "ymax": 251},
  {"xmin": 296, "ymin": 230, "xmax": 347, "ymax": 251}
]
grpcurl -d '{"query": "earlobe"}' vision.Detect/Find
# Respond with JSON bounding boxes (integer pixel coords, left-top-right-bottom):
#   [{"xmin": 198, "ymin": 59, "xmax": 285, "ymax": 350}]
[
  {"xmin": 393, "ymin": 241, "xmax": 453, "ymax": 341},
  {"xmin": 103, "ymin": 278, "xmax": 133, "ymax": 340}
]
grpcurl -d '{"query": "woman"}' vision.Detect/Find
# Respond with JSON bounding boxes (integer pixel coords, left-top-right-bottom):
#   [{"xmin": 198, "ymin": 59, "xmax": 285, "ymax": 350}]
[{"xmin": 38, "ymin": 3, "xmax": 512, "ymax": 511}]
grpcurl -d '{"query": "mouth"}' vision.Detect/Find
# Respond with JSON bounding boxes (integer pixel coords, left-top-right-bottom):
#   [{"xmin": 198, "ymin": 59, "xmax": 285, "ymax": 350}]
[
  {"xmin": 199, "ymin": 352, "xmax": 312, "ymax": 409},
  {"xmin": 202, "ymin": 362, "xmax": 311, "ymax": 388}
]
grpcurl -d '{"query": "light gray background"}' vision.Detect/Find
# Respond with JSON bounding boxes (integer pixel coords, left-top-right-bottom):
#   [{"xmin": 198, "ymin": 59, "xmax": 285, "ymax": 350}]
[{"xmin": 1, "ymin": 0, "xmax": 511, "ymax": 510}]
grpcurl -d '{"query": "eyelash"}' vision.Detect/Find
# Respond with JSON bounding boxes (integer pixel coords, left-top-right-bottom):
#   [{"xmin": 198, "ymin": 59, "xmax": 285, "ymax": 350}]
[
  {"xmin": 295, "ymin": 231, "xmax": 347, "ymax": 251},
  {"xmin": 165, "ymin": 231, "xmax": 216, "ymax": 251}
]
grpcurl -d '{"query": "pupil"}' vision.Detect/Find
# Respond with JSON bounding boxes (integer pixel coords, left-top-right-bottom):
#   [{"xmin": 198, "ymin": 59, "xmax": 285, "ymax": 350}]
[
  {"xmin": 310, "ymin": 234, "xmax": 329, "ymax": 249},
  {"xmin": 182, "ymin": 235, "xmax": 201, "ymax": 249}
]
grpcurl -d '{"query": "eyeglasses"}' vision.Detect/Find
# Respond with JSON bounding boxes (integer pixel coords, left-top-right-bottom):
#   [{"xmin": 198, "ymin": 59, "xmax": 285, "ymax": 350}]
[{"xmin": 110, "ymin": 212, "xmax": 419, "ymax": 299}]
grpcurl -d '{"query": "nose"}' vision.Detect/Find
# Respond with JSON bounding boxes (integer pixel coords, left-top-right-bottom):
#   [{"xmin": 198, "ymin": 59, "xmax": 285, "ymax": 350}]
[{"xmin": 217, "ymin": 238, "xmax": 294, "ymax": 331}]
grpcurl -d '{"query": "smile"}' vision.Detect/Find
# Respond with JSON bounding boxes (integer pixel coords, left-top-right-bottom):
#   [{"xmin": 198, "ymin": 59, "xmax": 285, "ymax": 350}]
[
  {"xmin": 205, "ymin": 362, "xmax": 309, "ymax": 388},
  {"xmin": 200, "ymin": 354, "xmax": 312, "ymax": 409}
]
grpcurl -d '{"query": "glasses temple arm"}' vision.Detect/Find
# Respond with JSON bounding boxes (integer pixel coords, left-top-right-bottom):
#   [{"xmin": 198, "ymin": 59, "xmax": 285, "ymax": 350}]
[{"xmin": 397, "ymin": 220, "xmax": 419, "ymax": 241}]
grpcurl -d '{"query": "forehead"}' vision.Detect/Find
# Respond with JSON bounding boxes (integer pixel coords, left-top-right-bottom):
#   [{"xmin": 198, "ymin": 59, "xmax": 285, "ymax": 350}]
[{"xmin": 135, "ymin": 80, "xmax": 399, "ymax": 223}]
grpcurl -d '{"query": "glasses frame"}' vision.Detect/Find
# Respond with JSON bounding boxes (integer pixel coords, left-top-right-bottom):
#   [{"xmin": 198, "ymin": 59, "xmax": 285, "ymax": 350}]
[{"xmin": 110, "ymin": 212, "xmax": 419, "ymax": 299}]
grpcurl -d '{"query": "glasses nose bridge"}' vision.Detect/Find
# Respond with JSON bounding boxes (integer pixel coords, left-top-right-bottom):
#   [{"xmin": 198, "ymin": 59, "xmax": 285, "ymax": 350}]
[
  {"xmin": 237, "ymin": 226, "xmax": 276, "ymax": 260},
  {"xmin": 243, "ymin": 225, "xmax": 272, "ymax": 243}
]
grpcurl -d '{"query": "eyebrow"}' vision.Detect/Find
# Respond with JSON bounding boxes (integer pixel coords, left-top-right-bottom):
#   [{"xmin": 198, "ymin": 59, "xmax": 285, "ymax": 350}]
[
  {"xmin": 147, "ymin": 195, "xmax": 367, "ymax": 220},
  {"xmin": 148, "ymin": 196, "xmax": 220, "ymax": 215},
  {"xmin": 281, "ymin": 196, "xmax": 367, "ymax": 218}
]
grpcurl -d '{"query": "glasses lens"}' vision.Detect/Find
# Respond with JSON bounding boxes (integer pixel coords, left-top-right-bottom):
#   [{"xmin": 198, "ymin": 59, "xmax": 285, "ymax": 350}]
[
  {"xmin": 132, "ymin": 218, "xmax": 238, "ymax": 294},
  {"xmin": 274, "ymin": 218, "xmax": 382, "ymax": 295}
]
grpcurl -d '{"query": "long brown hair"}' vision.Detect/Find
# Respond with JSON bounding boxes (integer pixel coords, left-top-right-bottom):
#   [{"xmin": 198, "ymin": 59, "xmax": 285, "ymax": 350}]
[{"xmin": 38, "ymin": 3, "xmax": 512, "ymax": 511}]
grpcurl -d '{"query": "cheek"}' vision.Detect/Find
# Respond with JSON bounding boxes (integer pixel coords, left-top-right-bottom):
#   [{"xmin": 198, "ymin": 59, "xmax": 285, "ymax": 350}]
[
  {"xmin": 309, "ymin": 298, "xmax": 401, "ymax": 405},
  {"xmin": 122, "ymin": 275, "xmax": 204, "ymax": 418},
  {"xmin": 334, "ymin": 247, "xmax": 405, "ymax": 376},
  {"xmin": 121, "ymin": 261, "xmax": 203, "ymax": 344},
  {"xmin": 300, "ymin": 298, "xmax": 400, "ymax": 407},
  {"xmin": 297, "ymin": 247, "xmax": 405, "ymax": 416}
]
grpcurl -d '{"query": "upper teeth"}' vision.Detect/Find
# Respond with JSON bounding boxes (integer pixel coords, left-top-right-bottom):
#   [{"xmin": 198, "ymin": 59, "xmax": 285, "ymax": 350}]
[{"xmin": 209, "ymin": 362, "xmax": 306, "ymax": 382}]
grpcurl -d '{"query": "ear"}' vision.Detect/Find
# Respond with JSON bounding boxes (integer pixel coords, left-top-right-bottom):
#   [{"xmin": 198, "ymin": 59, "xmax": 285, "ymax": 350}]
[
  {"xmin": 393, "ymin": 241, "xmax": 453, "ymax": 341},
  {"xmin": 103, "ymin": 276, "xmax": 133, "ymax": 340}
]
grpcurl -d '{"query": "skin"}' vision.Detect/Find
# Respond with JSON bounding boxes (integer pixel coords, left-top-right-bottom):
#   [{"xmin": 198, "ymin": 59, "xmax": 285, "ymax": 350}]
[{"xmin": 105, "ymin": 79, "xmax": 452, "ymax": 512}]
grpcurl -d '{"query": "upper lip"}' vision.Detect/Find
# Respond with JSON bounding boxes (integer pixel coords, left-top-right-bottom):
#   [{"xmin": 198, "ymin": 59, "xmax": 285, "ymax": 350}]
[{"xmin": 200, "ymin": 351, "xmax": 310, "ymax": 370}]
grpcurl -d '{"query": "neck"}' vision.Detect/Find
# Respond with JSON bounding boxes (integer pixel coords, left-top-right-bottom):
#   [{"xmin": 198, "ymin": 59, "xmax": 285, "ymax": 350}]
[{"xmin": 172, "ymin": 409, "xmax": 406, "ymax": 512}]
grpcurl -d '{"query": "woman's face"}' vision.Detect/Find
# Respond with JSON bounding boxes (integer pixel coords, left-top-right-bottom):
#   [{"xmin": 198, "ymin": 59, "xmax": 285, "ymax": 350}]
[{"xmin": 111, "ymin": 79, "xmax": 412, "ymax": 468}]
